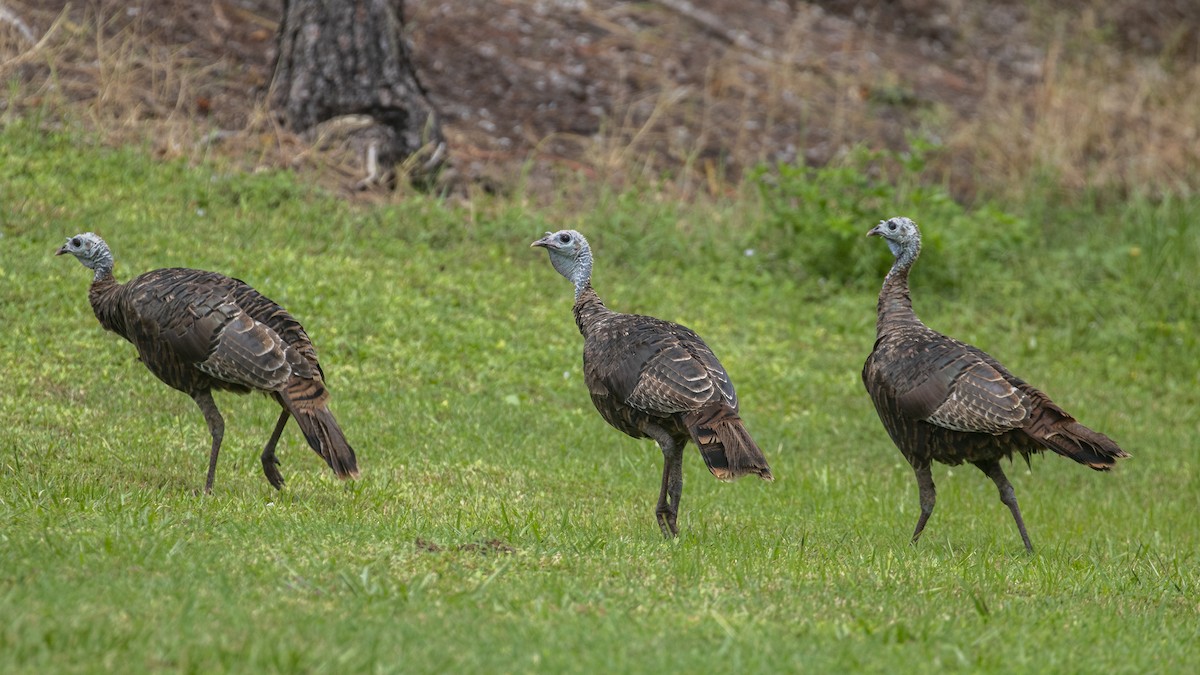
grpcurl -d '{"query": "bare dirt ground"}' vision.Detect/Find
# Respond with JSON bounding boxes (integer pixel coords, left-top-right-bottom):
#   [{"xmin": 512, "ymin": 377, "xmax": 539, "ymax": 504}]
[{"xmin": 2, "ymin": 1, "xmax": 1197, "ymax": 201}]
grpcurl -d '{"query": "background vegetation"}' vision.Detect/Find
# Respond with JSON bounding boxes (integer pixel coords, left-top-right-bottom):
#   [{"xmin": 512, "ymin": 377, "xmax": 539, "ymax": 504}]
[
  {"xmin": 2, "ymin": 0, "xmax": 1199, "ymax": 201},
  {"xmin": 2, "ymin": 118, "xmax": 1198, "ymax": 671}
]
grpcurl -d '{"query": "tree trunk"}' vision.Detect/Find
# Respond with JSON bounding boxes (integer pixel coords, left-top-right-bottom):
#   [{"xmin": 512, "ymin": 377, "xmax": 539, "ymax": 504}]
[{"xmin": 271, "ymin": 0, "xmax": 446, "ymax": 186}]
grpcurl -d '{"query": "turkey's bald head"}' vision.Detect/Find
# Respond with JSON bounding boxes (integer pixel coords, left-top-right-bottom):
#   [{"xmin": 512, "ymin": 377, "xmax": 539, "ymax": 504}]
[
  {"xmin": 532, "ymin": 229, "xmax": 593, "ymax": 297},
  {"xmin": 867, "ymin": 217, "xmax": 921, "ymax": 269},
  {"xmin": 57, "ymin": 232, "xmax": 114, "ymax": 279}
]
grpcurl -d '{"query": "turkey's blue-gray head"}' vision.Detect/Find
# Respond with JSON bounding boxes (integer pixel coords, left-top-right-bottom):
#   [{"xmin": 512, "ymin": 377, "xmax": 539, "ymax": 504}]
[
  {"xmin": 56, "ymin": 232, "xmax": 114, "ymax": 280},
  {"xmin": 867, "ymin": 217, "xmax": 921, "ymax": 269},
  {"xmin": 532, "ymin": 229, "xmax": 593, "ymax": 298}
]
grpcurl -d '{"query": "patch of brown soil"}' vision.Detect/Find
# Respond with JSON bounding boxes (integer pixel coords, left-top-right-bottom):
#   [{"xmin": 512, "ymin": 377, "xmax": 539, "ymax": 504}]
[
  {"xmin": 2, "ymin": 0, "xmax": 1197, "ymax": 201},
  {"xmin": 415, "ymin": 537, "xmax": 516, "ymax": 555}
]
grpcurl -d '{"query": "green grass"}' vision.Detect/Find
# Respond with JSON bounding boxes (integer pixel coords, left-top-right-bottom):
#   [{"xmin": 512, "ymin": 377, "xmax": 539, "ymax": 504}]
[{"xmin": 1, "ymin": 122, "xmax": 1198, "ymax": 673}]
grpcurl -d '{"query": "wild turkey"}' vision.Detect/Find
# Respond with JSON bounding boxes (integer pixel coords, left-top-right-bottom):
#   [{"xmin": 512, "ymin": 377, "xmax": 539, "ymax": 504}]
[
  {"xmin": 532, "ymin": 229, "xmax": 773, "ymax": 537},
  {"xmin": 56, "ymin": 232, "xmax": 359, "ymax": 493},
  {"xmin": 862, "ymin": 217, "xmax": 1128, "ymax": 551}
]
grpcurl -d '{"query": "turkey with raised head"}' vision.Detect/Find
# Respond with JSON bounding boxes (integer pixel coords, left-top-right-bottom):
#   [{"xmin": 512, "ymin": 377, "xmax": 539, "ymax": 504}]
[
  {"xmin": 532, "ymin": 229, "xmax": 773, "ymax": 538},
  {"xmin": 862, "ymin": 217, "xmax": 1128, "ymax": 552},
  {"xmin": 57, "ymin": 232, "xmax": 360, "ymax": 493}
]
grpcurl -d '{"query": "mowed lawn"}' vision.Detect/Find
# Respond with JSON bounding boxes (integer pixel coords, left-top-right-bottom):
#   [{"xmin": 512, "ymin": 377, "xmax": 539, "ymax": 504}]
[{"xmin": 2, "ymin": 127, "xmax": 1198, "ymax": 672}]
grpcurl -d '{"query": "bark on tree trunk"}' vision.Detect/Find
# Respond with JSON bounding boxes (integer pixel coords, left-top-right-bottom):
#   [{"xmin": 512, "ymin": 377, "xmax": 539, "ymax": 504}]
[{"xmin": 271, "ymin": 0, "xmax": 446, "ymax": 186}]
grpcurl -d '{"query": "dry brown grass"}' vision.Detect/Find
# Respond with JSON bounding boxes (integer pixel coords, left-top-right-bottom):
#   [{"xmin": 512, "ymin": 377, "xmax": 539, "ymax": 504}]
[
  {"xmin": 0, "ymin": 1, "xmax": 368, "ymax": 192},
  {"xmin": 951, "ymin": 10, "xmax": 1200, "ymax": 199},
  {"xmin": 2, "ymin": 0, "xmax": 1197, "ymax": 204},
  {"xmin": 4, "ymin": 4, "xmax": 249, "ymax": 149}
]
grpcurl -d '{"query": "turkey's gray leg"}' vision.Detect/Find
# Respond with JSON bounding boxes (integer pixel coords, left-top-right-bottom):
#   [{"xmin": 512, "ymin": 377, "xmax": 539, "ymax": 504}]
[
  {"xmin": 193, "ymin": 390, "xmax": 224, "ymax": 494},
  {"xmin": 911, "ymin": 462, "xmax": 936, "ymax": 544},
  {"xmin": 976, "ymin": 459, "xmax": 1034, "ymax": 553},
  {"xmin": 647, "ymin": 428, "xmax": 684, "ymax": 538},
  {"xmin": 261, "ymin": 410, "xmax": 290, "ymax": 490}
]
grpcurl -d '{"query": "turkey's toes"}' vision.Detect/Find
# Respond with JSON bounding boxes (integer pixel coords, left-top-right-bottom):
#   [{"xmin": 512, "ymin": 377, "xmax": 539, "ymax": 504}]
[
  {"xmin": 262, "ymin": 456, "xmax": 285, "ymax": 490},
  {"xmin": 656, "ymin": 511, "xmax": 678, "ymax": 539}
]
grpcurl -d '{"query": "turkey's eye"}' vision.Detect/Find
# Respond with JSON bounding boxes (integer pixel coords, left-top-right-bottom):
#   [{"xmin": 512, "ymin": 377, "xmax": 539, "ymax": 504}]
[
  {"xmin": 887, "ymin": 222, "xmax": 897, "ymax": 231},
  {"xmin": 558, "ymin": 233, "xmax": 570, "ymax": 244},
  {"xmin": 71, "ymin": 237, "xmax": 82, "ymax": 247}
]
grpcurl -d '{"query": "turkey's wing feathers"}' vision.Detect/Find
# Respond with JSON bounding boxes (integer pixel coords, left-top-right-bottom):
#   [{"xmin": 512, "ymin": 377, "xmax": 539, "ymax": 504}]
[
  {"xmin": 126, "ymin": 269, "xmax": 309, "ymax": 391},
  {"xmin": 227, "ymin": 279, "xmax": 323, "ymax": 380},
  {"xmin": 589, "ymin": 317, "xmax": 732, "ymax": 416},
  {"xmin": 686, "ymin": 327, "xmax": 737, "ymax": 406},
  {"xmin": 887, "ymin": 336, "xmax": 1029, "ymax": 434},
  {"xmin": 626, "ymin": 340, "xmax": 717, "ymax": 413},
  {"xmin": 925, "ymin": 359, "xmax": 1028, "ymax": 433},
  {"xmin": 194, "ymin": 306, "xmax": 293, "ymax": 390}
]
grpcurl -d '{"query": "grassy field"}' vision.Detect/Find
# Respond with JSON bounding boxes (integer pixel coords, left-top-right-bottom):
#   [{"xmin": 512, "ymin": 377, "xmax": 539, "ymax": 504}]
[{"xmin": 2, "ymin": 123, "xmax": 1199, "ymax": 672}]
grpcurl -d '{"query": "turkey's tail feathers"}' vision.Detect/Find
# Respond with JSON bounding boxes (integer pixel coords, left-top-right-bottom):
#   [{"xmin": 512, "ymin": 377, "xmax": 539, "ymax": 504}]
[
  {"xmin": 683, "ymin": 405, "xmax": 774, "ymax": 481},
  {"xmin": 291, "ymin": 405, "xmax": 360, "ymax": 479},
  {"xmin": 1030, "ymin": 418, "xmax": 1129, "ymax": 471},
  {"xmin": 282, "ymin": 377, "xmax": 359, "ymax": 479}
]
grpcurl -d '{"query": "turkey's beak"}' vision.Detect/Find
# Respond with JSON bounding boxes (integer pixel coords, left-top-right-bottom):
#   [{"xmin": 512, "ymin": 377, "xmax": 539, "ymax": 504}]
[
  {"xmin": 530, "ymin": 233, "xmax": 553, "ymax": 249},
  {"xmin": 54, "ymin": 244, "xmax": 69, "ymax": 256},
  {"xmin": 866, "ymin": 223, "xmax": 885, "ymax": 238}
]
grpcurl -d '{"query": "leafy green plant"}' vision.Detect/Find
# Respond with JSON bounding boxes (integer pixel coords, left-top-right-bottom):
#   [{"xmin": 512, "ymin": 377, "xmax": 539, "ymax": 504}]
[{"xmin": 749, "ymin": 143, "xmax": 1037, "ymax": 290}]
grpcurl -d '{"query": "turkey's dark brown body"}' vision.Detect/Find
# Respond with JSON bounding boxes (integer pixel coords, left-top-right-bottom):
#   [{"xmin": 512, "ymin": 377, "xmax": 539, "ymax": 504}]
[
  {"xmin": 91, "ymin": 268, "xmax": 320, "ymax": 396},
  {"xmin": 863, "ymin": 259, "xmax": 1127, "ymax": 551},
  {"xmin": 865, "ymin": 322, "xmax": 1075, "ymax": 470},
  {"xmin": 572, "ymin": 285, "xmax": 772, "ymax": 536},
  {"xmin": 87, "ymin": 266, "xmax": 358, "ymax": 491},
  {"xmin": 577, "ymin": 291, "xmax": 734, "ymax": 439}
]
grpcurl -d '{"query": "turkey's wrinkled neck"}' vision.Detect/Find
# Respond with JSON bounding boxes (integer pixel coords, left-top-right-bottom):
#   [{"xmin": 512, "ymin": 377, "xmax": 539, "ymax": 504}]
[
  {"xmin": 87, "ymin": 245, "xmax": 115, "ymax": 284},
  {"xmin": 573, "ymin": 284, "xmax": 612, "ymax": 336},
  {"xmin": 568, "ymin": 248, "xmax": 594, "ymax": 301},
  {"xmin": 546, "ymin": 243, "xmax": 595, "ymax": 302},
  {"xmin": 887, "ymin": 236, "xmax": 919, "ymax": 271}
]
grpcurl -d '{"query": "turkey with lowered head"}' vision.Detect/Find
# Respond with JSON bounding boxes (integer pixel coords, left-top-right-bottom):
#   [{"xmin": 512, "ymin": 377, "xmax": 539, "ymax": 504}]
[{"xmin": 57, "ymin": 232, "xmax": 359, "ymax": 493}]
